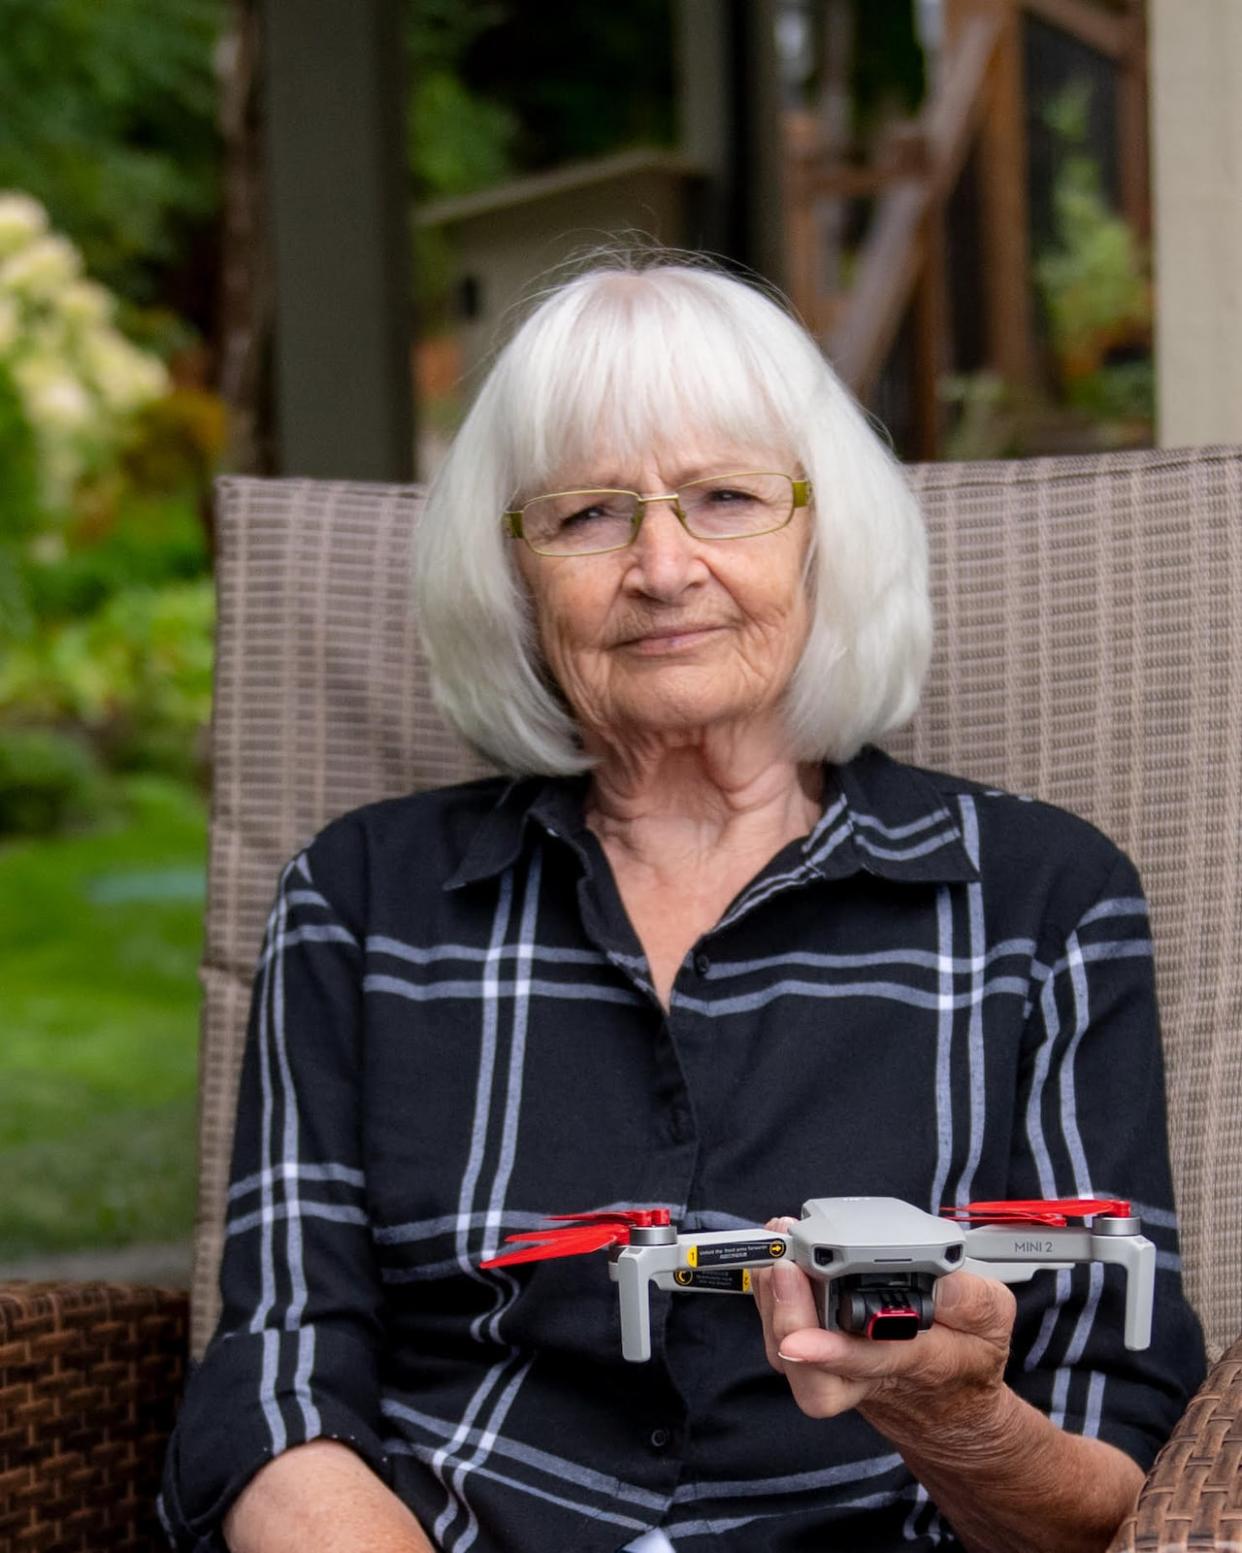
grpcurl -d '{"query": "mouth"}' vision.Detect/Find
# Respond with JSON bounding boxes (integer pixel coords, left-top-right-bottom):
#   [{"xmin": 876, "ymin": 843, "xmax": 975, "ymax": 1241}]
[{"xmin": 618, "ymin": 624, "xmax": 724, "ymax": 654}]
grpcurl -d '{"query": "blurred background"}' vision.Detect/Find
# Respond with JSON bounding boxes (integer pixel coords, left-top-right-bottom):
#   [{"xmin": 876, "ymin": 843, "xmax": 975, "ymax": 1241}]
[{"xmin": 0, "ymin": 0, "xmax": 1228, "ymax": 1282}]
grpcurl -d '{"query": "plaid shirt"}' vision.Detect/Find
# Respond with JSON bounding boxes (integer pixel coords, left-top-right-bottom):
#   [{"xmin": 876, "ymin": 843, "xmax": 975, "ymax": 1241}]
[{"xmin": 159, "ymin": 747, "xmax": 1204, "ymax": 1552}]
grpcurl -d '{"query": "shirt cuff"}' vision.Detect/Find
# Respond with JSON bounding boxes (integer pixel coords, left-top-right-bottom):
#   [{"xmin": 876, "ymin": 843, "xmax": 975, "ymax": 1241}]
[{"xmin": 159, "ymin": 1325, "xmax": 393, "ymax": 1550}]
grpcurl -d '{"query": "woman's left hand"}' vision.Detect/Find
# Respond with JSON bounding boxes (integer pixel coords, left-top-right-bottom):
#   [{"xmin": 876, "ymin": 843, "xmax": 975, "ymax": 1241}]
[
  {"xmin": 753, "ymin": 1224, "xmax": 1146, "ymax": 1553},
  {"xmin": 751, "ymin": 1223, "xmax": 1018, "ymax": 1444}
]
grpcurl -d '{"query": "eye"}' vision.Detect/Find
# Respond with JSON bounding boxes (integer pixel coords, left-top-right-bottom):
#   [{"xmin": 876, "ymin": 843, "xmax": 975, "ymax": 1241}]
[{"xmin": 558, "ymin": 502, "xmax": 612, "ymax": 530}]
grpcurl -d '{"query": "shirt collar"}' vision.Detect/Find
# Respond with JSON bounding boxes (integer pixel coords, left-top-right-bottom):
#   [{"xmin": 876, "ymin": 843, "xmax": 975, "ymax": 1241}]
[
  {"xmin": 806, "ymin": 746, "xmax": 980, "ymax": 884},
  {"xmin": 444, "ymin": 746, "xmax": 979, "ymax": 892},
  {"xmin": 443, "ymin": 775, "xmax": 590, "ymax": 890}
]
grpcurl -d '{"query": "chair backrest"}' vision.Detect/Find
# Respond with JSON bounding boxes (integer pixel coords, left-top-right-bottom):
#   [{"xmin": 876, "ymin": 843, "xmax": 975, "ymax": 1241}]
[{"xmin": 194, "ymin": 449, "xmax": 1242, "ymax": 1360}]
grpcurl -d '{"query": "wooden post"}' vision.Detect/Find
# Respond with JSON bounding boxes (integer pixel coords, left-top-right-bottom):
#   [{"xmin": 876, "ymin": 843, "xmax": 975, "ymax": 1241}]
[
  {"xmin": 1116, "ymin": 0, "xmax": 1151, "ymax": 241},
  {"xmin": 259, "ymin": 0, "xmax": 415, "ymax": 480},
  {"xmin": 976, "ymin": 0, "xmax": 1038, "ymax": 387},
  {"xmin": 911, "ymin": 211, "xmax": 949, "ymax": 459},
  {"xmin": 676, "ymin": 0, "xmax": 786, "ymax": 286},
  {"xmin": 217, "ymin": 0, "xmax": 273, "ymax": 480}
]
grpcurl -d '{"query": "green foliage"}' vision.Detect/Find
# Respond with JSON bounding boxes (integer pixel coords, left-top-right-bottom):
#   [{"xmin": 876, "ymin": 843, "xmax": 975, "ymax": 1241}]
[
  {"xmin": 0, "ymin": 195, "xmax": 216, "ymax": 800},
  {"xmin": 0, "ymin": 192, "xmax": 172, "ymax": 515},
  {"xmin": 0, "ymin": 0, "xmax": 225, "ymax": 304},
  {"xmin": 408, "ymin": 0, "xmax": 517, "ymax": 199},
  {"xmin": 1036, "ymin": 157, "xmax": 1150, "ymax": 357},
  {"xmin": 410, "ymin": 69, "xmax": 519, "ymax": 199},
  {"xmin": 851, "ymin": 0, "xmax": 926, "ymax": 143},
  {"xmin": 461, "ymin": 2, "xmax": 675, "ymax": 174},
  {"xmin": 0, "ymin": 357, "xmax": 42, "ymax": 641},
  {"xmin": 1064, "ymin": 358, "xmax": 1154, "ymax": 424},
  {"xmin": 22, "ymin": 496, "xmax": 209, "ymax": 622},
  {"xmin": 1034, "ymin": 80, "xmax": 1151, "ymax": 422},
  {"xmin": 0, "ymin": 726, "xmax": 109, "ymax": 838},
  {"xmin": 0, "ymin": 773, "xmax": 204, "ymax": 1256},
  {"xmin": 0, "ymin": 579, "xmax": 215, "ymax": 782},
  {"xmin": 0, "ymin": 356, "xmax": 41, "ymax": 536}
]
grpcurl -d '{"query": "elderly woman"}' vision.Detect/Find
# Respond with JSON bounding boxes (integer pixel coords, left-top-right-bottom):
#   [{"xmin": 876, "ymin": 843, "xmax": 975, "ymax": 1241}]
[{"xmin": 160, "ymin": 259, "xmax": 1203, "ymax": 1553}]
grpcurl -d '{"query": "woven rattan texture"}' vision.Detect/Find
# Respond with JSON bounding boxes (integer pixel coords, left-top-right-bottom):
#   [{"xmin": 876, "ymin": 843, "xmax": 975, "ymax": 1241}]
[
  {"xmin": 1107, "ymin": 1335, "xmax": 1242, "ymax": 1552},
  {"xmin": 0, "ymin": 1281, "xmax": 188, "ymax": 1552},
  {"xmin": 195, "ymin": 451, "xmax": 1242, "ymax": 1365},
  {"xmin": 892, "ymin": 447, "xmax": 1242, "ymax": 1367},
  {"xmin": 194, "ymin": 479, "xmax": 491, "ymax": 1353}
]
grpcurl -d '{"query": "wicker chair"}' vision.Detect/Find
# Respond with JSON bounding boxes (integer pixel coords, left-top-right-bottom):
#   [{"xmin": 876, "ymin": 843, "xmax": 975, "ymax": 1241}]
[{"xmin": 3, "ymin": 448, "xmax": 1240, "ymax": 1552}]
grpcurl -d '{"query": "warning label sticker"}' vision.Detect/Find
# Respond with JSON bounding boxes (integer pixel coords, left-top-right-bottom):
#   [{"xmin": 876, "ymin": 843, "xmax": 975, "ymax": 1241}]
[
  {"xmin": 687, "ymin": 1238, "xmax": 787, "ymax": 1269},
  {"xmin": 673, "ymin": 1267, "xmax": 752, "ymax": 1293}
]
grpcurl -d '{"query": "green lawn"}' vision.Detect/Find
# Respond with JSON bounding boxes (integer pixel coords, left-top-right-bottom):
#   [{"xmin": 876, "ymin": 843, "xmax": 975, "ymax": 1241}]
[{"xmin": 0, "ymin": 775, "xmax": 207, "ymax": 1260}]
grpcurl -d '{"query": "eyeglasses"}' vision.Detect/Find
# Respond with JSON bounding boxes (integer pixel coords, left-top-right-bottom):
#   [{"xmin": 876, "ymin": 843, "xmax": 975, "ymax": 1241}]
[{"xmin": 504, "ymin": 472, "xmax": 813, "ymax": 557}]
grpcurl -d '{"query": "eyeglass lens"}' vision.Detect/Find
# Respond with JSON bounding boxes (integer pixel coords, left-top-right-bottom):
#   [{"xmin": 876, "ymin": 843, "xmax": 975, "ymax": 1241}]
[{"xmin": 521, "ymin": 473, "xmax": 794, "ymax": 555}]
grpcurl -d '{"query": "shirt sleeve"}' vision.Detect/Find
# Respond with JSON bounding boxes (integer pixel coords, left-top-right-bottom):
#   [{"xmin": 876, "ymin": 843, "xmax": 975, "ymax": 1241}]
[
  {"xmin": 1002, "ymin": 847, "xmax": 1206, "ymax": 1471},
  {"xmin": 158, "ymin": 842, "xmax": 394, "ymax": 1550}
]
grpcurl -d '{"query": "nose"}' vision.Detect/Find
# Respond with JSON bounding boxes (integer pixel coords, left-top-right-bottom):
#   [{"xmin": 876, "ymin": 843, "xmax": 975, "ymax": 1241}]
[{"xmin": 622, "ymin": 496, "xmax": 706, "ymax": 601}]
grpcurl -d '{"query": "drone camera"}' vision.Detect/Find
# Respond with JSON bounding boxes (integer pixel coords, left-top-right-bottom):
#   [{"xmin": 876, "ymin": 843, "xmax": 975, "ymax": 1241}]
[
  {"xmin": 836, "ymin": 1274, "xmax": 937, "ymax": 1341},
  {"xmin": 866, "ymin": 1308, "xmax": 921, "ymax": 1340}
]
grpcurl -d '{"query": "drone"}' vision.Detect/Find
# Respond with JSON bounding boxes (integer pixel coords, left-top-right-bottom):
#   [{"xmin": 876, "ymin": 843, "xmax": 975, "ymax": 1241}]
[{"xmin": 481, "ymin": 1196, "xmax": 1155, "ymax": 1363}]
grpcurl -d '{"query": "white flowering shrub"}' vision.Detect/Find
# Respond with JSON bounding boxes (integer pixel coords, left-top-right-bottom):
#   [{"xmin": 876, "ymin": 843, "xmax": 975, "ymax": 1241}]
[{"xmin": 0, "ymin": 192, "xmax": 170, "ymax": 513}]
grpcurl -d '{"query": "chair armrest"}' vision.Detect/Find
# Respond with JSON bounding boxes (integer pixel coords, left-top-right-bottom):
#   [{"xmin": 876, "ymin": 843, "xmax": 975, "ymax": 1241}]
[
  {"xmin": 0, "ymin": 1279, "xmax": 189, "ymax": 1553},
  {"xmin": 1107, "ymin": 1333, "xmax": 1242, "ymax": 1551}
]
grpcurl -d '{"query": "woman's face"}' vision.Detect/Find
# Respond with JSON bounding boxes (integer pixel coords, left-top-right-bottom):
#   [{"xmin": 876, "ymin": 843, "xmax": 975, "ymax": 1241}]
[{"xmin": 513, "ymin": 436, "xmax": 814, "ymax": 747}]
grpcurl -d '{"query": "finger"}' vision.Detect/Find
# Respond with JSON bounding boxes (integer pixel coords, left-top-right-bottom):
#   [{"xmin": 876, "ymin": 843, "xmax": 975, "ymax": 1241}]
[
  {"xmin": 932, "ymin": 1271, "xmax": 1016, "ymax": 1350},
  {"xmin": 754, "ymin": 1258, "xmax": 818, "ymax": 1372},
  {"xmin": 750, "ymin": 1265, "xmax": 784, "ymax": 1372},
  {"xmin": 767, "ymin": 1260, "xmax": 823, "ymax": 1361},
  {"xmin": 753, "ymin": 1219, "xmax": 802, "ymax": 1370},
  {"xmin": 776, "ymin": 1321, "xmax": 918, "ymax": 1379}
]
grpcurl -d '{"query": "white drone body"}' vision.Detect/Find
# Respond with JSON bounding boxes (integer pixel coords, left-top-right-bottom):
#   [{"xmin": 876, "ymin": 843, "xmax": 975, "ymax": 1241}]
[{"xmin": 605, "ymin": 1196, "xmax": 1155, "ymax": 1363}]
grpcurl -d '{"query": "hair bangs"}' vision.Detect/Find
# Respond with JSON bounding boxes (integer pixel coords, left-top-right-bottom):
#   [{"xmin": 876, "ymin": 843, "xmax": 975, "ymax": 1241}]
[{"xmin": 499, "ymin": 270, "xmax": 798, "ymax": 499}]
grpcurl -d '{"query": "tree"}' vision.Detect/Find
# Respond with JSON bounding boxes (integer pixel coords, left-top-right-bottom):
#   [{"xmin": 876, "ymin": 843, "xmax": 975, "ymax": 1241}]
[{"xmin": 0, "ymin": 0, "xmax": 226, "ymax": 317}]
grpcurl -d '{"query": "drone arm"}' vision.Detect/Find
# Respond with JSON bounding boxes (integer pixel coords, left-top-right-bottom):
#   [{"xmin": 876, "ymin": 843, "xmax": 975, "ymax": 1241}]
[
  {"xmin": 616, "ymin": 1249, "xmax": 658, "ymax": 1362},
  {"xmin": 1091, "ymin": 1232, "xmax": 1155, "ymax": 1350},
  {"xmin": 960, "ymin": 1258, "xmax": 1073, "ymax": 1284},
  {"xmin": 960, "ymin": 1225, "xmax": 1155, "ymax": 1350},
  {"xmin": 615, "ymin": 1231, "xmax": 791, "ymax": 1361}
]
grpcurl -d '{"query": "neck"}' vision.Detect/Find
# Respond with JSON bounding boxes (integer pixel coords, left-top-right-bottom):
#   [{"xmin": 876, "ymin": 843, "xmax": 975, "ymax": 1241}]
[{"xmin": 583, "ymin": 718, "xmax": 823, "ymax": 874}]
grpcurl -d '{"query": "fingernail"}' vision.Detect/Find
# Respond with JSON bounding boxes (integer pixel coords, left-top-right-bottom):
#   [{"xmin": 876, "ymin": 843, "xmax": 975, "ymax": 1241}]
[
  {"xmin": 933, "ymin": 1273, "xmax": 961, "ymax": 1311},
  {"xmin": 777, "ymin": 1349, "xmax": 805, "ymax": 1364}
]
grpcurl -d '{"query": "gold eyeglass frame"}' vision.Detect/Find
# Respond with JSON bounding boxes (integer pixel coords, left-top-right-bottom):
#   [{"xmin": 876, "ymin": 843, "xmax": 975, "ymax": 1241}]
[{"xmin": 503, "ymin": 472, "xmax": 814, "ymax": 557}]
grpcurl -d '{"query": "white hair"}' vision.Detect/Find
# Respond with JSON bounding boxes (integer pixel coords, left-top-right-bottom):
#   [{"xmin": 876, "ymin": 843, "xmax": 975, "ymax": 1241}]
[{"xmin": 414, "ymin": 254, "xmax": 931, "ymax": 775}]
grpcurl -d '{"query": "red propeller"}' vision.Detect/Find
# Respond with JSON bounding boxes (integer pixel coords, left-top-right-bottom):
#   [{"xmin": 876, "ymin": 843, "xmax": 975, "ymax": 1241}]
[
  {"xmin": 942, "ymin": 1198, "xmax": 1132, "ymax": 1228},
  {"xmin": 481, "ymin": 1208, "xmax": 671, "ymax": 1269}
]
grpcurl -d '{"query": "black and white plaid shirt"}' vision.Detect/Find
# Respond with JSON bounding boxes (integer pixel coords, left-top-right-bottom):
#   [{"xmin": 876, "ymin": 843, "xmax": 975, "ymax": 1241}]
[{"xmin": 160, "ymin": 747, "xmax": 1204, "ymax": 1552}]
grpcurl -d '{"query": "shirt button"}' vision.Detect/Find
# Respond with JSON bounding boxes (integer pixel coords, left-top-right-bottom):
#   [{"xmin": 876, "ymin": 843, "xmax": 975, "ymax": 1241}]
[
  {"xmin": 693, "ymin": 952, "xmax": 711, "ymax": 976},
  {"xmin": 649, "ymin": 1427, "xmax": 671, "ymax": 1450}
]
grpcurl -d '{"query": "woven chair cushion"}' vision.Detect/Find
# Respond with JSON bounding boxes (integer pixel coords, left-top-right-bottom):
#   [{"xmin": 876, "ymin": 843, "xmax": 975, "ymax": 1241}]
[{"xmin": 194, "ymin": 448, "xmax": 1242, "ymax": 1362}]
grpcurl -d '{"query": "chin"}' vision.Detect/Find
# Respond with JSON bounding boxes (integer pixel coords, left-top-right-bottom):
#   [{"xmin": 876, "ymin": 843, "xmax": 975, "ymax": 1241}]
[{"xmin": 615, "ymin": 694, "xmax": 763, "ymax": 739}]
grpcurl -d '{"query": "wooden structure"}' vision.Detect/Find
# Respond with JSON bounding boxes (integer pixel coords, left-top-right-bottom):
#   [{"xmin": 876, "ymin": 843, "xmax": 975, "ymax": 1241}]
[
  {"xmin": 785, "ymin": 0, "xmax": 1150, "ymax": 459},
  {"xmin": 1149, "ymin": 0, "xmax": 1242, "ymax": 446},
  {"xmin": 217, "ymin": 0, "xmax": 415, "ymax": 483},
  {"xmin": 417, "ymin": 150, "xmax": 703, "ymax": 385},
  {"xmin": 260, "ymin": 0, "xmax": 414, "ymax": 481},
  {"xmin": 676, "ymin": 0, "xmax": 788, "ymax": 285}
]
